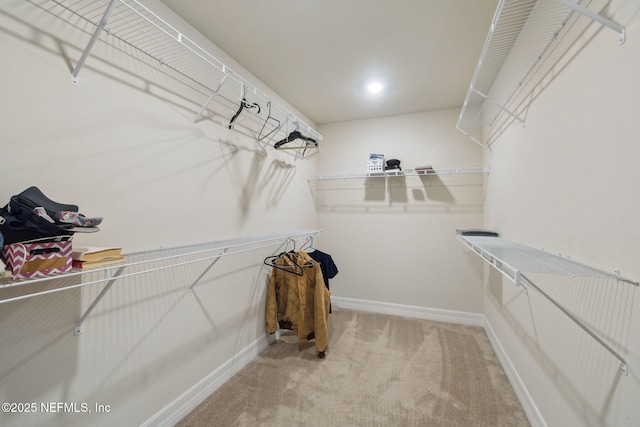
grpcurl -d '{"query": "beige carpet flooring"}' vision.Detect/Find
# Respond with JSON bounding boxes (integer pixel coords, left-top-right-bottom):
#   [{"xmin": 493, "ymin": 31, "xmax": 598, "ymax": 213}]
[{"xmin": 177, "ymin": 309, "xmax": 530, "ymax": 427}]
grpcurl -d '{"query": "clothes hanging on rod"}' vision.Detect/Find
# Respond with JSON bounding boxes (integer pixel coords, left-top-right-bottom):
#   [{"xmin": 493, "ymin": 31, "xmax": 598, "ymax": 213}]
[
  {"xmin": 263, "ymin": 251, "xmax": 314, "ymax": 276},
  {"xmin": 265, "ymin": 250, "xmax": 330, "ymax": 358},
  {"xmin": 307, "ymin": 248, "xmax": 338, "ymax": 313},
  {"xmin": 306, "ymin": 250, "xmax": 338, "ymax": 291}
]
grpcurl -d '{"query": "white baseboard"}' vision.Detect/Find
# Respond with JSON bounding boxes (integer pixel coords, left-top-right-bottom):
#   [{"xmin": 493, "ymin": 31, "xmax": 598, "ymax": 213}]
[
  {"xmin": 331, "ymin": 296, "xmax": 486, "ymax": 327},
  {"xmin": 145, "ymin": 297, "xmax": 545, "ymax": 427},
  {"xmin": 141, "ymin": 334, "xmax": 271, "ymax": 427},
  {"xmin": 483, "ymin": 321, "xmax": 548, "ymax": 427}
]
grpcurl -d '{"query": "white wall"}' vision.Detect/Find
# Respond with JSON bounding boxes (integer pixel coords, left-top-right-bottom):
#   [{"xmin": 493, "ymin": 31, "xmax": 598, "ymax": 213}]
[
  {"xmin": 483, "ymin": 1, "xmax": 640, "ymax": 426},
  {"xmin": 0, "ymin": 1, "xmax": 319, "ymax": 426},
  {"xmin": 4, "ymin": 1, "xmax": 638, "ymax": 426},
  {"xmin": 315, "ymin": 109, "xmax": 485, "ymax": 314}
]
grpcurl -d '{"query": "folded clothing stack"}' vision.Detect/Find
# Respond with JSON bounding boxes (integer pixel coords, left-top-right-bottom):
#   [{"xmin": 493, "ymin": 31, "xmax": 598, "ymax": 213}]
[
  {"xmin": 415, "ymin": 165, "xmax": 434, "ymax": 173},
  {"xmin": 385, "ymin": 159, "xmax": 401, "ymax": 171}
]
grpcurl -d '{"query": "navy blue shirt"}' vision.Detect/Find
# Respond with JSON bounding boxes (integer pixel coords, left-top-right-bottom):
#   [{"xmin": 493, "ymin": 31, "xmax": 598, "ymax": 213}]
[{"xmin": 308, "ymin": 250, "xmax": 338, "ymax": 290}]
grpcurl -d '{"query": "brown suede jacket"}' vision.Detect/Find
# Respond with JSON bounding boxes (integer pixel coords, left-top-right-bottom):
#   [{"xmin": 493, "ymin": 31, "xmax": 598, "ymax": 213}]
[{"xmin": 265, "ymin": 250, "xmax": 331, "ymax": 353}]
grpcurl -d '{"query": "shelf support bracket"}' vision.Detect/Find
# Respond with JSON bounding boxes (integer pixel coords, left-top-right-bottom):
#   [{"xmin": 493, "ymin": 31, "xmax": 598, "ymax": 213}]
[
  {"xmin": 520, "ymin": 273, "xmax": 628, "ymax": 376},
  {"xmin": 188, "ymin": 248, "xmax": 227, "ymax": 292},
  {"xmin": 472, "ymin": 88, "xmax": 525, "ymax": 125},
  {"xmin": 70, "ymin": 0, "xmax": 120, "ymax": 86},
  {"xmin": 556, "ymin": 0, "xmax": 626, "ymax": 45},
  {"xmin": 456, "ymin": 126, "xmax": 485, "ymax": 149},
  {"xmin": 193, "ymin": 74, "xmax": 229, "ymax": 126},
  {"xmin": 74, "ymin": 265, "xmax": 127, "ymax": 336}
]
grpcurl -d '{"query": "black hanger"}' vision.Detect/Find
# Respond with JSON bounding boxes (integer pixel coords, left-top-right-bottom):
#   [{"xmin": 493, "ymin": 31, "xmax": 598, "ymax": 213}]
[
  {"xmin": 264, "ymin": 247, "xmax": 316, "ymax": 275},
  {"xmin": 228, "ymin": 98, "xmax": 260, "ymax": 129},
  {"xmin": 263, "ymin": 252, "xmax": 304, "ymax": 276},
  {"xmin": 286, "ymin": 250, "xmax": 315, "ymax": 269},
  {"xmin": 274, "ymin": 130, "xmax": 317, "ymax": 149}
]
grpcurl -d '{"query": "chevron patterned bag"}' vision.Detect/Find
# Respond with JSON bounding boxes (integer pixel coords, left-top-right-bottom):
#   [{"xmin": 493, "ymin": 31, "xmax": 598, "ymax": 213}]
[{"xmin": 2, "ymin": 236, "xmax": 73, "ymax": 279}]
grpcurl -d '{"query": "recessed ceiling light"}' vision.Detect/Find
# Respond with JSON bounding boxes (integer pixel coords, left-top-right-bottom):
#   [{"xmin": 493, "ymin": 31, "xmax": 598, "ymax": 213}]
[{"xmin": 367, "ymin": 81, "xmax": 384, "ymax": 94}]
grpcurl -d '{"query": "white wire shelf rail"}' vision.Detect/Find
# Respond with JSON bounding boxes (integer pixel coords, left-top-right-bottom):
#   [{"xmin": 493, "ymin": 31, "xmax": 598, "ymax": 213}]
[
  {"xmin": 457, "ymin": 233, "xmax": 637, "ymax": 375},
  {"xmin": 309, "ymin": 167, "xmax": 488, "ymax": 205},
  {"xmin": 0, "ymin": 230, "xmax": 322, "ymax": 334},
  {"xmin": 308, "ymin": 167, "xmax": 489, "ymax": 181},
  {"xmin": 32, "ymin": 0, "xmax": 321, "ymax": 158},
  {"xmin": 456, "ymin": 0, "xmax": 625, "ymax": 148}
]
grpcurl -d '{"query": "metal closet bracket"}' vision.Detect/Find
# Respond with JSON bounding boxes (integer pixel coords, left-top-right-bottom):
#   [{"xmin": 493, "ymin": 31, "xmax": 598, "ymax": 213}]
[
  {"xmin": 455, "ymin": 127, "xmax": 485, "ymax": 149},
  {"xmin": 520, "ymin": 273, "xmax": 628, "ymax": 376},
  {"xmin": 471, "ymin": 88, "xmax": 526, "ymax": 126},
  {"xmin": 188, "ymin": 248, "xmax": 228, "ymax": 292},
  {"xmin": 70, "ymin": 0, "xmax": 119, "ymax": 85},
  {"xmin": 193, "ymin": 74, "xmax": 229, "ymax": 126},
  {"xmin": 556, "ymin": 0, "xmax": 626, "ymax": 45},
  {"xmin": 74, "ymin": 265, "xmax": 127, "ymax": 336}
]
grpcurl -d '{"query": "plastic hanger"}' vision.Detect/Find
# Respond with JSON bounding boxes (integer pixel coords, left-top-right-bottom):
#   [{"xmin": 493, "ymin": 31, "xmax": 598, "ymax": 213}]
[
  {"xmin": 227, "ymin": 84, "xmax": 261, "ymax": 129},
  {"xmin": 274, "ymin": 130, "xmax": 317, "ymax": 149},
  {"xmin": 228, "ymin": 98, "xmax": 260, "ymax": 129}
]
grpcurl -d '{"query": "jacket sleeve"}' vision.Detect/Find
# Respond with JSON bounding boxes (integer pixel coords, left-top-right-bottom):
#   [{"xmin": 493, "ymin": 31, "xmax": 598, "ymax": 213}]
[
  {"xmin": 313, "ymin": 264, "xmax": 331, "ymax": 352},
  {"xmin": 265, "ymin": 269, "xmax": 278, "ymax": 334}
]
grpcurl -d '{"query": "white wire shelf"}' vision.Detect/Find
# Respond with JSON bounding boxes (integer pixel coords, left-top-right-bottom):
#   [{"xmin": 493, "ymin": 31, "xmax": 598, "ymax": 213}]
[
  {"xmin": 457, "ymin": 232, "xmax": 637, "ymax": 375},
  {"xmin": 457, "ymin": 234, "xmax": 637, "ymax": 287},
  {"xmin": 0, "ymin": 229, "xmax": 322, "ymax": 304},
  {"xmin": 32, "ymin": 0, "xmax": 321, "ymax": 158},
  {"xmin": 457, "ymin": 0, "xmax": 625, "ymax": 147},
  {"xmin": 308, "ymin": 167, "xmax": 489, "ymax": 181}
]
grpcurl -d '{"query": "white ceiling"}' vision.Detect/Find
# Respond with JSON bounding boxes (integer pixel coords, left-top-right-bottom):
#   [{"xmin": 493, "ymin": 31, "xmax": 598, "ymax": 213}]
[{"xmin": 160, "ymin": 0, "xmax": 498, "ymax": 125}]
